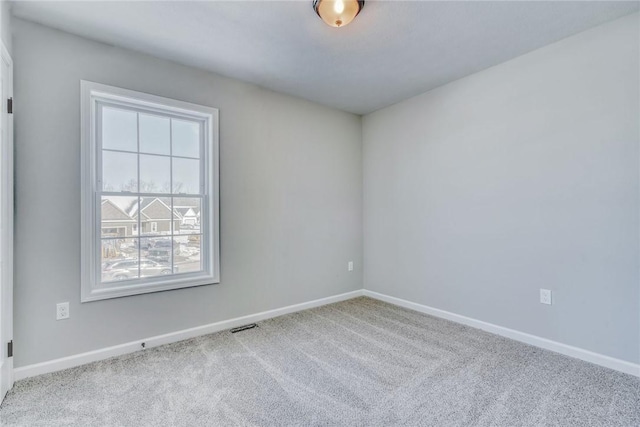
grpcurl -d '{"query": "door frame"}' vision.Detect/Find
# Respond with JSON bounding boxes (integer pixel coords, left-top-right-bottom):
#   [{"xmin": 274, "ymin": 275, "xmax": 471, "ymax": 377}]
[{"xmin": 0, "ymin": 40, "xmax": 14, "ymax": 402}]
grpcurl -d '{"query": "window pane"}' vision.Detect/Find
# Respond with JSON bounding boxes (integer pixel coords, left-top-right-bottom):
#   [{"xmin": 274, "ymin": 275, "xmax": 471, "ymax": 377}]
[
  {"xmin": 140, "ymin": 114, "xmax": 170, "ymax": 155},
  {"xmin": 102, "ymin": 151, "xmax": 137, "ymax": 192},
  {"xmin": 101, "ymin": 238, "xmax": 139, "ymax": 282},
  {"xmin": 140, "ymin": 154, "xmax": 171, "ymax": 193},
  {"xmin": 172, "ymin": 119, "xmax": 200, "ymax": 158},
  {"xmin": 174, "ymin": 235, "xmax": 202, "ymax": 274},
  {"xmin": 138, "ymin": 197, "xmax": 174, "ymax": 236},
  {"xmin": 84, "ymin": 83, "xmax": 220, "ymax": 302},
  {"xmin": 141, "ymin": 237, "xmax": 175, "ymax": 268},
  {"xmin": 101, "ymin": 196, "xmax": 137, "ymax": 238},
  {"xmin": 173, "ymin": 158, "xmax": 200, "ymax": 194},
  {"xmin": 102, "ymin": 107, "xmax": 137, "ymax": 152},
  {"xmin": 174, "ymin": 197, "xmax": 201, "ymax": 234}
]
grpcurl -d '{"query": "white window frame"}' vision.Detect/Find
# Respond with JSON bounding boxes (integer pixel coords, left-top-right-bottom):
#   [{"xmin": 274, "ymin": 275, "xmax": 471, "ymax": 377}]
[{"xmin": 81, "ymin": 81, "xmax": 220, "ymax": 302}]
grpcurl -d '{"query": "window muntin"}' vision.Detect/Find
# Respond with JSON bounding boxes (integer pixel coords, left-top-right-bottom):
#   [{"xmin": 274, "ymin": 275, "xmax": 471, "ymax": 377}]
[{"xmin": 81, "ymin": 81, "xmax": 219, "ymax": 302}]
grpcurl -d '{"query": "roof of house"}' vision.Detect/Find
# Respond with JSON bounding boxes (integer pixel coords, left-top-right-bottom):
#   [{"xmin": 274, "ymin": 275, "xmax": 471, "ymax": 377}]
[
  {"xmin": 101, "ymin": 199, "xmax": 136, "ymax": 222},
  {"xmin": 125, "ymin": 197, "xmax": 200, "ymax": 221},
  {"xmin": 174, "ymin": 207, "xmax": 198, "ymax": 217}
]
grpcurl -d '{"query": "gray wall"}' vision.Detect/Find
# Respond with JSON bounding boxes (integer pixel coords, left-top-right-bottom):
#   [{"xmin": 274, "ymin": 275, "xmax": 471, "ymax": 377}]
[
  {"xmin": 363, "ymin": 13, "xmax": 639, "ymax": 363},
  {"xmin": 13, "ymin": 19, "xmax": 362, "ymax": 367},
  {"xmin": 1, "ymin": 1, "xmax": 11, "ymax": 54}
]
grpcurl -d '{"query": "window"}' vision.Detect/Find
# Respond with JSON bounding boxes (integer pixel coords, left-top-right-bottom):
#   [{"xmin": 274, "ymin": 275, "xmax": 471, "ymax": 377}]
[{"xmin": 81, "ymin": 81, "xmax": 220, "ymax": 302}]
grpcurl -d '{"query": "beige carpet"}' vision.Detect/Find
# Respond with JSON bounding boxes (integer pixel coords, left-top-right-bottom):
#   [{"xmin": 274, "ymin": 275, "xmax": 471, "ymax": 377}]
[{"xmin": 1, "ymin": 297, "xmax": 638, "ymax": 426}]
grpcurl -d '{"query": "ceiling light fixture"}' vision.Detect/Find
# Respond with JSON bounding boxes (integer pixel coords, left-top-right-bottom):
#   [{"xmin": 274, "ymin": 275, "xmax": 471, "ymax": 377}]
[{"xmin": 313, "ymin": 0, "xmax": 364, "ymax": 28}]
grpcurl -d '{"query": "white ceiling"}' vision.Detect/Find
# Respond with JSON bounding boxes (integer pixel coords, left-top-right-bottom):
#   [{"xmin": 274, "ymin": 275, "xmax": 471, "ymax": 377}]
[{"xmin": 12, "ymin": 1, "xmax": 639, "ymax": 115}]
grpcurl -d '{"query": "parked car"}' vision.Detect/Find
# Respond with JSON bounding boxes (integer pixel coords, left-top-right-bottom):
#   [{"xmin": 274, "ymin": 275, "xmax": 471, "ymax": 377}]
[
  {"xmin": 147, "ymin": 248, "xmax": 172, "ymax": 263},
  {"xmin": 151, "ymin": 239, "xmax": 175, "ymax": 248},
  {"xmin": 144, "ymin": 238, "xmax": 180, "ymax": 263},
  {"xmin": 102, "ymin": 259, "xmax": 171, "ymax": 282}
]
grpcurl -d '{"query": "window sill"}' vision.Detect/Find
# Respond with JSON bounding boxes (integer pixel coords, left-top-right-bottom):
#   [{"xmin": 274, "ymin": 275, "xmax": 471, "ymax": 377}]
[{"xmin": 81, "ymin": 272, "xmax": 220, "ymax": 302}]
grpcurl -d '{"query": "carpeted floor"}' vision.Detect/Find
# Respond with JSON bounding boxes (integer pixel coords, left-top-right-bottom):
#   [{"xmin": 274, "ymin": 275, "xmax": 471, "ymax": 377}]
[{"xmin": 1, "ymin": 297, "xmax": 639, "ymax": 426}]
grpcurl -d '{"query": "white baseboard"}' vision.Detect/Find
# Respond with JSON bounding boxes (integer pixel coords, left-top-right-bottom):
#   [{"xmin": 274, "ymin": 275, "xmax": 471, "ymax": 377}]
[
  {"xmin": 14, "ymin": 290, "xmax": 364, "ymax": 381},
  {"xmin": 363, "ymin": 290, "xmax": 640, "ymax": 377},
  {"xmin": 15, "ymin": 288, "xmax": 638, "ymax": 381}
]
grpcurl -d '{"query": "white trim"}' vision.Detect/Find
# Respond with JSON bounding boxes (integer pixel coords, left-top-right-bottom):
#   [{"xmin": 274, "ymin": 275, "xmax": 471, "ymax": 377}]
[
  {"xmin": 12, "ymin": 289, "xmax": 638, "ymax": 380},
  {"xmin": 0, "ymin": 40, "xmax": 13, "ymax": 399},
  {"xmin": 363, "ymin": 290, "xmax": 640, "ymax": 377},
  {"xmin": 13, "ymin": 290, "xmax": 364, "ymax": 381}
]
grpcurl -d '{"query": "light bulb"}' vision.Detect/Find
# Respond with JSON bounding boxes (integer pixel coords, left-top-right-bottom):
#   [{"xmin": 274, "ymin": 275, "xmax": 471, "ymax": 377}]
[{"xmin": 313, "ymin": 0, "xmax": 364, "ymax": 28}]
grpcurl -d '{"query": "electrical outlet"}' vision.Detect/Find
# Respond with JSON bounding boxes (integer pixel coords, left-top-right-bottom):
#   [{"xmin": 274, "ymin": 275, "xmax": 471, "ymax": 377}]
[
  {"xmin": 539, "ymin": 289, "xmax": 552, "ymax": 305},
  {"xmin": 56, "ymin": 302, "xmax": 70, "ymax": 320},
  {"xmin": 348, "ymin": 261, "xmax": 354, "ymax": 272}
]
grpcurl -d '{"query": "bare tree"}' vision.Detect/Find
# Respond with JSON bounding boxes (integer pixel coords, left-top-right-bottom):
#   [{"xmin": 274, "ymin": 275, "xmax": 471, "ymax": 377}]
[
  {"xmin": 140, "ymin": 180, "xmax": 158, "ymax": 193},
  {"xmin": 117, "ymin": 179, "xmax": 162, "ymax": 193},
  {"xmin": 120, "ymin": 179, "xmax": 138, "ymax": 192},
  {"xmin": 162, "ymin": 181, "xmax": 184, "ymax": 193}
]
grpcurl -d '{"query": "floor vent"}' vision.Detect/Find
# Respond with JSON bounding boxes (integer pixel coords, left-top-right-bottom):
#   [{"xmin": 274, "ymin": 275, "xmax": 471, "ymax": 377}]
[{"xmin": 230, "ymin": 323, "xmax": 258, "ymax": 333}]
